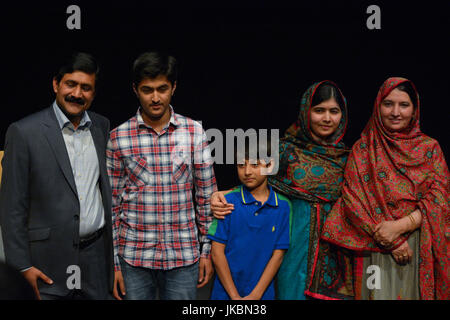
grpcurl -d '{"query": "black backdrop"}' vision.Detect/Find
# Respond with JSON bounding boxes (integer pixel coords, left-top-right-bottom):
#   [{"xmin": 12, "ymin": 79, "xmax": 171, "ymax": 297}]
[{"xmin": 1, "ymin": 0, "xmax": 449, "ymax": 190}]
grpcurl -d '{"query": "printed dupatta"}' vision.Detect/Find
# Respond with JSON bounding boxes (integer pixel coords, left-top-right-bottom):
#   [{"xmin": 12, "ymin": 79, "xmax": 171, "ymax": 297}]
[
  {"xmin": 270, "ymin": 81, "xmax": 354, "ymax": 299},
  {"xmin": 321, "ymin": 77, "xmax": 450, "ymax": 300}
]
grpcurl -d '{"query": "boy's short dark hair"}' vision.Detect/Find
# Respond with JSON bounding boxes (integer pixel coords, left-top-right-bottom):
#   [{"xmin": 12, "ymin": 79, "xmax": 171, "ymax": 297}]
[
  {"xmin": 235, "ymin": 133, "xmax": 273, "ymax": 165},
  {"xmin": 132, "ymin": 51, "xmax": 178, "ymax": 87},
  {"xmin": 54, "ymin": 52, "xmax": 100, "ymax": 85}
]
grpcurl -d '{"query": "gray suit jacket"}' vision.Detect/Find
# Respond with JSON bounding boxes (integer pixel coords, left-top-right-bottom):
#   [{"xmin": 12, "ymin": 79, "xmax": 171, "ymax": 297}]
[{"xmin": 0, "ymin": 106, "xmax": 114, "ymax": 296}]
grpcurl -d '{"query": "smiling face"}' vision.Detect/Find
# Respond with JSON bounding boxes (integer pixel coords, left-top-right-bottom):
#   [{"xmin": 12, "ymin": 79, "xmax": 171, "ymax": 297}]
[
  {"xmin": 309, "ymin": 97, "xmax": 342, "ymax": 143},
  {"xmin": 380, "ymin": 88, "xmax": 415, "ymax": 133},
  {"xmin": 53, "ymin": 71, "xmax": 96, "ymax": 126}
]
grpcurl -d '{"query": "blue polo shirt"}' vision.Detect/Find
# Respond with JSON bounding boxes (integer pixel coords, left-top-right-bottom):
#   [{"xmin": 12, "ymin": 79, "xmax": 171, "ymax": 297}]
[{"xmin": 208, "ymin": 184, "xmax": 291, "ymax": 300}]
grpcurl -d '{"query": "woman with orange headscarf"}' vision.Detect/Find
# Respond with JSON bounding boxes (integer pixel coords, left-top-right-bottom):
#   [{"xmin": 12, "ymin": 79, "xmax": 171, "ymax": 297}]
[{"xmin": 322, "ymin": 77, "xmax": 449, "ymax": 300}]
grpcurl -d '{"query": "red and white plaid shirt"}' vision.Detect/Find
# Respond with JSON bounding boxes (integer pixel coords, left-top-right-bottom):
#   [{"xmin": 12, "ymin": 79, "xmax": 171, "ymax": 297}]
[{"xmin": 107, "ymin": 107, "xmax": 217, "ymax": 270}]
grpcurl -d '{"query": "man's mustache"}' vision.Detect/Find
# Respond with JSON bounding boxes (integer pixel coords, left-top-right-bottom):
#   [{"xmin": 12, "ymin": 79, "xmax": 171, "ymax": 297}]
[{"xmin": 65, "ymin": 95, "xmax": 85, "ymax": 105}]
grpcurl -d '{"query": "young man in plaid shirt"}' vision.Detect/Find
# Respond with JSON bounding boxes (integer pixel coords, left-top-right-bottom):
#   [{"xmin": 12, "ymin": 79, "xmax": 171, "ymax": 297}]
[{"xmin": 107, "ymin": 52, "xmax": 217, "ymax": 300}]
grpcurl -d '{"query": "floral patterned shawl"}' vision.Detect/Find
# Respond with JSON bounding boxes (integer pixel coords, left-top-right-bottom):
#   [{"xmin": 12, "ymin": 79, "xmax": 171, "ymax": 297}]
[
  {"xmin": 269, "ymin": 80, "xmax": 349, "ymax": 202},
  {"xmin": 270, "ymin": 80, "xmax": 354, "ymax": 299},
  {"xmin": 321, "ymin": 77, "xmax": 450, "ymax": 300}
]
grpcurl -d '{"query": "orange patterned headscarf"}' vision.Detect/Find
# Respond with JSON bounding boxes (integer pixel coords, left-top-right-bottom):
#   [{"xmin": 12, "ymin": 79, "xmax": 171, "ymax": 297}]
[{"xmin": 321, "ymin": 77, "xmax": 450, "ymax": 300}]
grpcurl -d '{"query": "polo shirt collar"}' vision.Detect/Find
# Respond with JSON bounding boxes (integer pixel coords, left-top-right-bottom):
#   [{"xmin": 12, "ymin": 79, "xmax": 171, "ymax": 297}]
[
  {"xmin": 240, "ymin": 184, "xmax": 279, "ymax": 207},
  {"xmin": 136, "ymin": 105, "xmax": 180, "ymax": 129}
]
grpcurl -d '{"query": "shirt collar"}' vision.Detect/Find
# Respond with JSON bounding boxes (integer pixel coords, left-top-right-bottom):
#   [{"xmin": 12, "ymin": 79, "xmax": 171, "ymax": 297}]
[
  {"xmin": 52, "ymin": 101, "xmax": 91, "ymax": 130},
  {"xmin": 136, "ymin": 105, "xmax": 180, "ymax": 129},
  {"xmin": 240, "ymin": 184, "xmax": 278, "ymax": 207}
]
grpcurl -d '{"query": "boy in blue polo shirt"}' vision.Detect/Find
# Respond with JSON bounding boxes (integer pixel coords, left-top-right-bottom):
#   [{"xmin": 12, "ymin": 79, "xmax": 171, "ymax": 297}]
[{"xmin": 208, "ymin": 140, "xmax": 291, "ymax": 300}]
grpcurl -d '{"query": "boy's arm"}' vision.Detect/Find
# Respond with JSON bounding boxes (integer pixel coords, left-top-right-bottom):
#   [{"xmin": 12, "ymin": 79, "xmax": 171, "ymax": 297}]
[
  {"xmin": 243, "ymin": 249, "xmax": 286, "ymax": 300},
  {"xmin": 211, "ymin": 241, "xmax": 242, "ymax": 300}
]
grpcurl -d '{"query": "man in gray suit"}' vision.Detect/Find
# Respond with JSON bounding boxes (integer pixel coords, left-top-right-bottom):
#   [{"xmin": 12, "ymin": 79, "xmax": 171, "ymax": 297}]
[{"xmin": 0, "ymin": 52, "xmax": 114, "ymax": 300}]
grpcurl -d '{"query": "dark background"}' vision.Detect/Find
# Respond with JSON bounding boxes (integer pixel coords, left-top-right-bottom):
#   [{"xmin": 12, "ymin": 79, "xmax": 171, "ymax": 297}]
[{"xmin": 1, "ymin": 0, "xmax": 449, "ymax": 189}]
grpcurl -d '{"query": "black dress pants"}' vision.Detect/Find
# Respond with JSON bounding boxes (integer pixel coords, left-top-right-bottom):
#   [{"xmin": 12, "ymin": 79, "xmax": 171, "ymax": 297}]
[{"xmin": 40, "ymin": 234, "xmax": 112, "ymax": 300}]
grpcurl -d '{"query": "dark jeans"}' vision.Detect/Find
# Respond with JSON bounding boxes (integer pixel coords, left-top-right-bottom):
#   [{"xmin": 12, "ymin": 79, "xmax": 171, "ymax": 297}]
[{"xmin": 119, "ymin": 256, "xmax": 199, "ymax": 300}]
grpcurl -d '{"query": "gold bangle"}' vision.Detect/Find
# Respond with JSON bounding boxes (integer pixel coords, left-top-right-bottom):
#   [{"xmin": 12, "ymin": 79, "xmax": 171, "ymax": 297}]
[
  {"xmin": 408, "ymin": 214, "xmax": 416, "ymax": 228},
  {"xmin": 407, "ymin": 214, "xmax": 413, "ymax": 226},
  {"xmin": 410, "ymin": 213, "xmax": 416, "ymax": 225}
]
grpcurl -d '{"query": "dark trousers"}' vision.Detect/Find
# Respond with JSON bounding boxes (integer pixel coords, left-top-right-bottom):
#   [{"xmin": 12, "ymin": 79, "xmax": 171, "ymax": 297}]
[{"xmin": 40, "ymin": 234, "xmax": 112, "ymax": 300}]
